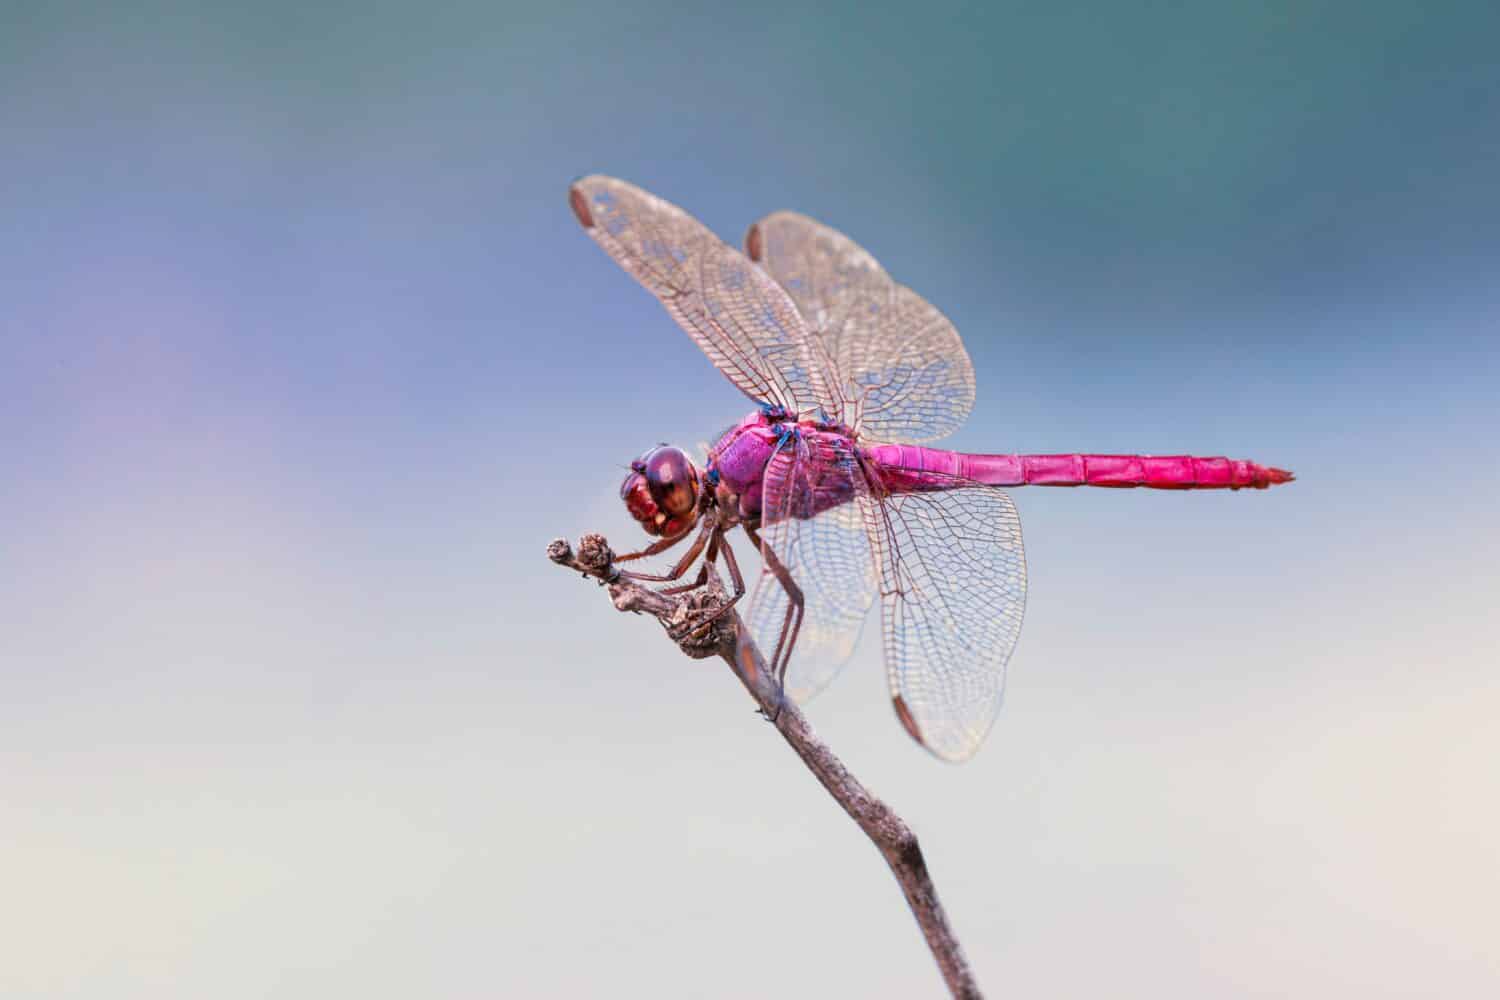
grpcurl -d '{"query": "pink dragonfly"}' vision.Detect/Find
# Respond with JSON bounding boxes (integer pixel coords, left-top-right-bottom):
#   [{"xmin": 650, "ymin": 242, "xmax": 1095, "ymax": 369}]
[{"xmin": 571, "ymin": 175, "xmax": 1293, "ymax": 761}]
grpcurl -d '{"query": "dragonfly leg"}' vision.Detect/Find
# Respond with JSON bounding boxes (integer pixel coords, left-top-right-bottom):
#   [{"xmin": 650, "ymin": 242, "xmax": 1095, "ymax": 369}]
[
  {"xmin": 744, "ymin": 523, "xmax": 804, "ymax": 691},
  {"xmin": 658, "ymin": 522, "xmax": 728, "ymax": 594},
  {"xmin": 665, "ymin": 530, "xmax": 746, "ymax": 609},
  {"xmin": 616, "ymin": 517, "xmax": 714, "ymax": 584},
  {"xmin": 658, "ymin": 526, "xmax": 743, "ymax": 597},
  {"xmin": 664, "ymin": 528, "xmax": 747, "ymax": 641},
  {"xmin": 613, "ymin": 523, "xmax": 699, "ymax": 567},
  {"xmin": 717, "ymin": 530, "xmax": 746, "ymax": 599},
  {"xmin": 659, "ymin": 567, "xmax": 709, "ymax": 596}
]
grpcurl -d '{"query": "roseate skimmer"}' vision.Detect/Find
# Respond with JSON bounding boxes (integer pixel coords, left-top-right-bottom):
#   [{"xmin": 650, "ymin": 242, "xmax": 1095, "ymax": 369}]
[{"xmin": 570, "ymin": 176, "xmax": 1293, "ymax": 761}]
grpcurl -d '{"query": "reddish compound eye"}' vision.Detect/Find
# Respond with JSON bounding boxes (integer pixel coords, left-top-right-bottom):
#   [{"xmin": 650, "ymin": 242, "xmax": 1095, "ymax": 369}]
[
  {"xmin": 620, "ymin": 445, "xmax": 701, "ymax": 539},
  {"xmin": 619, "ymin": 471, "xmax": 661, "ymax": 533},
  {"xmin": 642, "ymin": 446, "xmax": 698, "ymax": 517}
]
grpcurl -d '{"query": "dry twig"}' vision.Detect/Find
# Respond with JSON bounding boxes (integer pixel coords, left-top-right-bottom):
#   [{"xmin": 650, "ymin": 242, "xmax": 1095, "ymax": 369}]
[{"xmin": 548, "ymin": 533, "xmax": 981, "ymax": 999}]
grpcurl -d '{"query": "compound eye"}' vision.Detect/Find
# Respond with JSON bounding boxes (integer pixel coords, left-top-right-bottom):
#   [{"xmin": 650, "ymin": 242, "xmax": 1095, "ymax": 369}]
[{"xmin": 643, "ymin": 446, "xmax": 697, "ymax": 517}]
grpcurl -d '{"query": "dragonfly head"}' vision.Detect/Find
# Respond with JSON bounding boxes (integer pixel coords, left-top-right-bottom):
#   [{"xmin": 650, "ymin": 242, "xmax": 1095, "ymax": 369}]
[{"xmin": 620, "ymin": 445, "xmax": 702, "ymax": 537}]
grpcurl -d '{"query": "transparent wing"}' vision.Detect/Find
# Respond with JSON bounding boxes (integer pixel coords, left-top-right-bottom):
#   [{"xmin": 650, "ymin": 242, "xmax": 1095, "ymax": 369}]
[
  {"xmin": 868, "ymin": 474, "xmax": 1027, "ymax": 762},
  {"xmin": 746, "ymin": 431, "xmax": 878, "ymax": 703},
  {"xmin": 571, "ymin": 177, "xmax": 842, "ymax": 419},
  {"xmin": 746, "ymin": 211, "xmax": 975, "ymax": 444}
]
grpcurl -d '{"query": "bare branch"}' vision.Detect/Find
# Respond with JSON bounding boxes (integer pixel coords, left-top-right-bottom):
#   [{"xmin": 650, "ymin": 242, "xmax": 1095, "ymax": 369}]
[{"xmin": 547, "ymin": 534, "xmax": 982, "ymax": 999}]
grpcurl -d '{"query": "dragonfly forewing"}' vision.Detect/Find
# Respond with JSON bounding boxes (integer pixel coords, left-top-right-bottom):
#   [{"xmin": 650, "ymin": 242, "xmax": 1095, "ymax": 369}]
[
  {"xmin": 571, "ymin": 176, "xmax": 844, "ymax": 420},
  {"xmin": 746, "ymin": 211, "xmax": 976, "ymax": 445}
]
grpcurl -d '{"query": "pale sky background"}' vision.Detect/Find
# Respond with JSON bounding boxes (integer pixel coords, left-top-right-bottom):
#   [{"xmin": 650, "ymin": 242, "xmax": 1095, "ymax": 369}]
[{"xmin": 2, "ymin": 1, "xmax": 1497, "ymax": 997}]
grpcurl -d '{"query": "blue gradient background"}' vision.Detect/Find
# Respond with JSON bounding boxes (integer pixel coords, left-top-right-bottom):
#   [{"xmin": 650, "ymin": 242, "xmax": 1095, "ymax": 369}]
[{"xmin": 3, "ymin": 2, "xmax": 1497, "ymax": 997}]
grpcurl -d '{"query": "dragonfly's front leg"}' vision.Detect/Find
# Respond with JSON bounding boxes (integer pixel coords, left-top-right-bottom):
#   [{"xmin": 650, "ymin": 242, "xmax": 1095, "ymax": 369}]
[
  {"xmin": 658, "ymin": 568, "xmax": 710, "ymax": 596},
  {"xmin": 615, "ymin": 517, "xmax": 714, "ymax": 584},
  {"xmin": 744, "ymin": 523, "xmax": 804, "ymax": 688},
  {"xmin": 658, "ymin": 525, "xmax": 717, "ymax": 595}
]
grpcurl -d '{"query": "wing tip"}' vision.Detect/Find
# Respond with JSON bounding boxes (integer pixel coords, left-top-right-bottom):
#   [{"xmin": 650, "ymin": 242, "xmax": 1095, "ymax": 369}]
[
  {"xmin": 894, "ymin": 694, "xmax": 991, "ymax": 763},
  {"xmin": 568, "ymin": 182, "xmax": 595, "ymax": 229},
  {"xmin": 745, "ymin": 221, "xmax": 764, "ymax": 262},
  {"xmin": 893, "ymin": 694, "xmax": 925, "ymax": 746}
]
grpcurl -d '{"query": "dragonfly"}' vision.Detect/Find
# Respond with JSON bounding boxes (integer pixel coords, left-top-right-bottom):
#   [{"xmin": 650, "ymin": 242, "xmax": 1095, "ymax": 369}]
[{"xmin": 570, "ymin": 175, "xmax": 1293, "ymax": 762}]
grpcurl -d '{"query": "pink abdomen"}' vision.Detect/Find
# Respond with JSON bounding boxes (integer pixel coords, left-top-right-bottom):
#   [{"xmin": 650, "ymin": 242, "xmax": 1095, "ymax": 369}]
[{"xmin": 867, "ymin": 446, "xmax": 1294, "ymax": 491}]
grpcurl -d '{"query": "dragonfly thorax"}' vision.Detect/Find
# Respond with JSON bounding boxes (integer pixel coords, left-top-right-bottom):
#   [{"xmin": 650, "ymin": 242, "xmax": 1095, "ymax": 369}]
[{"xmin": 620, "ymin": 445, "xmax": 702, "ymax": 538}]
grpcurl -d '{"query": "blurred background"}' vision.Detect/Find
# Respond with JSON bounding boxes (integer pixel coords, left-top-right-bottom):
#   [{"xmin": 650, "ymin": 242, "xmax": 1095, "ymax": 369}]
[{"xmin": 2, "ymin": 1, "xmax": 1496, "ymax": 996}]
